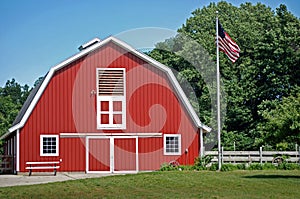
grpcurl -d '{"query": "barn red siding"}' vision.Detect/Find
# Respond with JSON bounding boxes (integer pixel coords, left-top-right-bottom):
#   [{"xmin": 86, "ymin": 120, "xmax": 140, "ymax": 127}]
[
  {"xmin": 18, "ymin": 41, "xmax": 200, "ymax": 172},
  {"xmin": 60, "ymin": 138, "xmax": 86, "ymax": 171}
]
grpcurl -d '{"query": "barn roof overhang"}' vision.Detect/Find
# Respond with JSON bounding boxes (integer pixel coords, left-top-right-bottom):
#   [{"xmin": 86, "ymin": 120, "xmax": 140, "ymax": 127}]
[{"xmin": 1, "ymin": 36, "xmax": 211, "ymax": 140}]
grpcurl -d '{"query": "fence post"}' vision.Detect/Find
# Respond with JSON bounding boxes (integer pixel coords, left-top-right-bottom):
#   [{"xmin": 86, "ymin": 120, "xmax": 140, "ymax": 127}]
[
  {"xmin": 298, "ymin": 146, "xmax": 300, "ymax": 164},
  {"xmin": 259, "ymin": 147, "xmax": 262, "ymax": 164},
  {"xmin": 295, "ymin": 144, "xmax": 298, "ymax": 160},
  {"xmin": 221, "ymin": 147, "xmax": 224, "ymax": 165}
]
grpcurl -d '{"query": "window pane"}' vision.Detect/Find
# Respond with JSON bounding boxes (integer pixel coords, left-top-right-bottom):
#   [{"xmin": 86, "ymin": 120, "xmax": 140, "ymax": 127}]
[
  {"xmin": 113, "ymin": 101, "xmax": 122, "ymax": 111},
  {"xmin": 113, "ymin": 114, "xmax": 122, "ymax": 124},
  {"xmin": 101, "ymin": 101, "xmax": 109, "ymax": 111},
  {"xmin": 101, "ymin": 114, "xmax": 109, "ymax": 124}
]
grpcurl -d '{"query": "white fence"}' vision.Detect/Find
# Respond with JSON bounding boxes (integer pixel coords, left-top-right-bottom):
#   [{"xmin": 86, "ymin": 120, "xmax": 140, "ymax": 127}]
[{"xmin": 204, "ymin": 147, "xmax": 300, "ymax": 164}]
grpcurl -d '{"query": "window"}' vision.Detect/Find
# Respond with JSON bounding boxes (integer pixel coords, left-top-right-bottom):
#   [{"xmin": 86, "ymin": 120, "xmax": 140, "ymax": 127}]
[
  {"xmin": 163, "ymin": 134, "xmax": 181, "ymax": 155},
  {"xmin": 40, "ymin": 135, "xmax": 59, "ymax": 156},
  {"xmin": 97, "ymin": 68, "xmax": 126, "ymax": 129}
]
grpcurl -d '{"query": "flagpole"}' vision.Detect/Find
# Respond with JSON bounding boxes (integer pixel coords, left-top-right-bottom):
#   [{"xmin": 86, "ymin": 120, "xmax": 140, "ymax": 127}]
[{"xmin": 216, "ymin": 11, "xmax": 222, "ymax": 171}]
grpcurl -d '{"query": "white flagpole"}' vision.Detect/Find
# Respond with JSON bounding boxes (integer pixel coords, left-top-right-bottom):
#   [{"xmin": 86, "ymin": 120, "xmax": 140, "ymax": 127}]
[{"xmin": 216, "ymin": 11, "xmax": 222, "ymax": 171}]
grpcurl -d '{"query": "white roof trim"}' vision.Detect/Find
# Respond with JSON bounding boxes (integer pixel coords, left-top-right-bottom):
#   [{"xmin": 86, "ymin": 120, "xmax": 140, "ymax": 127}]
[{"xmin": 6, "ymin": 36, "xmax": 211, "ymax": 137}]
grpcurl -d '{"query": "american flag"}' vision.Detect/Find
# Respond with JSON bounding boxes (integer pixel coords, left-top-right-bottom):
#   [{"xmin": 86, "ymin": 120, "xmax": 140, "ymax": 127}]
[{"xmin": 218, "ymin": 21, "xmax": 240, "ymax": 63}]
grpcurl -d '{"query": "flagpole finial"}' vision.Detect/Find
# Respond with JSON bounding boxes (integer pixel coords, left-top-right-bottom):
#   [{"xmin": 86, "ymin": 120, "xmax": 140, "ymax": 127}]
[{"xmin": 216, "ymin": 10, "xmax": 219, "ymax": 14}]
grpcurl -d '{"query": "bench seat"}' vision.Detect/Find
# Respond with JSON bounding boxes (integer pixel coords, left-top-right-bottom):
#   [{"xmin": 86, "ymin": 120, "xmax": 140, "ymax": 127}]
[
  {"xmin": 25, "ymin": 166, "xmax": 60, "ymax": 170},
  {"xmin": 26, "ymin": 161, "xmax": 60, "ymax": 176}
]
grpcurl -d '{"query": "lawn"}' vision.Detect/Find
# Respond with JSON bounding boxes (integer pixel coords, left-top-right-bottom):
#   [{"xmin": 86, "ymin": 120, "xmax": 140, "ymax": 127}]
[{"xmin": 0, "ymin": 170, "xmax": 299, "ymax": 198}]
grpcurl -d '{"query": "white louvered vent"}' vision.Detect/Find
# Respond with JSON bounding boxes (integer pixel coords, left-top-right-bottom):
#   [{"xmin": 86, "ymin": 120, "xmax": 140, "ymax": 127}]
[
  {"xmin": 96, "ymin": 68, "xmax": 126, "ymax": 129},
  {"xmin": 98, "ymin": 69, "xmax": 124, "ymax": 96}
]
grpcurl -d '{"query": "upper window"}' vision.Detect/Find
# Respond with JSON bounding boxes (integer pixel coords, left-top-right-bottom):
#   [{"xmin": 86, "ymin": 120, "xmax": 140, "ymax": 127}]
[
  {"xmin": 97, "ymin": 68, "xmax": 126, "ymax": 129},
  {"xmin": 163, "ymin": 134, "xmax": 181, "ymax": 155},
  {"xmin": 40, "ymin": 135, "xmax": 59, "ymax": 156}
]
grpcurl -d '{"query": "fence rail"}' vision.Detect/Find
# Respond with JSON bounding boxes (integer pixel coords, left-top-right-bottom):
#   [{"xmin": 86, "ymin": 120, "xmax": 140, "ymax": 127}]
[{"xmin": 204, "ymin": 147, "xmax": 300, "ymax": 164}]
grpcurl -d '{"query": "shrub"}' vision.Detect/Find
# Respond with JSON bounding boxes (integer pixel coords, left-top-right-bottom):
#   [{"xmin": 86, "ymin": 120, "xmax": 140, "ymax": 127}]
[
  {"xmin": 209, "ymin": 163, "xmax": 218, "ymax": 171},
  {"xmin": 160, "ymin": 158, "xmax": 300, "ymax": 172},
  {"xmin": 160, "ymin": 163, "xmax": 177, "ymax": 171},
  {"xmin": 236, "ymin": 163, "xmax": 247, "ymax": 170},
  {"xmin": 194, "ymin": 156, "xmax": 212, "ymax": 167},
  {"xmin": 277, "ymin": 162, "xmax": 300, "ymax": 170},
  {"xmin": 192, "ymin": 165, "xmax": 207, "ymax": 171},
  {"xmin": 248, "ymin": 163, "xmax": 263, "ymax": 170},
  {"xmin": 193, "ymin": 155, "xmax": 212, "ymax": 171},
  {"xmin": 178, "ymin": 165, "xmax": 193, "ymax": 171},
  {"xmin": 221, "ymin": 164, "xmax": 237, "ymax": 172},
  {"xmin": 262, "ymin": 163, "xmax": 276, "ymax": 170}
]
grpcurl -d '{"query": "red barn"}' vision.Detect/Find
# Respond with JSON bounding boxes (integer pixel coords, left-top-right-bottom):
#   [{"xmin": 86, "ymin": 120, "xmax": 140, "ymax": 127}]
[{"xmin": 1, "ymin": 37, "xmax": 210, "ymax": 174}]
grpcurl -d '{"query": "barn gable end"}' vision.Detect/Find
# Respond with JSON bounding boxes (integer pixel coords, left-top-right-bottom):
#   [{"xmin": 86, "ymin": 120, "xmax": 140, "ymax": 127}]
[{"xmin": 1, "ymin": 36, "xmax": 210, "ymax": 173}]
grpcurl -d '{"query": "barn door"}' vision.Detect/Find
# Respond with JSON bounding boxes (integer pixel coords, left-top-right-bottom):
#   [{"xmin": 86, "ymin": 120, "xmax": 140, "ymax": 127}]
[
  {"xmin": 87, "ymin": 137, "xmax": 111, "ymax": 172},
  {"xmin": 113, "ymin": 137, "xmax": 138, "ymax": 173},
  {"xmin": 86, "ymin": 136, "xmax": 138, "ymax": 173}
]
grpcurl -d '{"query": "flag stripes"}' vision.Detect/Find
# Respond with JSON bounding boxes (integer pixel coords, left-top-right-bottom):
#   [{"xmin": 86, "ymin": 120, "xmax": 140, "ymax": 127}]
[{"xmin": 218, "ymin": 21, "xmax": 240, "ymax": 63}]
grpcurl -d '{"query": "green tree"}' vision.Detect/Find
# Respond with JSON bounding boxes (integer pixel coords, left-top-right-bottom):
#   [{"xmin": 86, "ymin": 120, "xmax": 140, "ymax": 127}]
[
  {"xmin": 33, "ymin": 76, "xmax": 45, "ymax": 88},
  {"xmin": 0, "ymin": 79, "xmax": 32, "ymax": 154},
  {"xmin": 149, "ymin": 1, "xmax": 300, "ymax": 150},
  {"xmin": 0, "ymin": 79, "xmax": 31, "ymax": 137},
  {"xmin": 258, "ymin": 88, "xmax": 300, "ymax": 150}
]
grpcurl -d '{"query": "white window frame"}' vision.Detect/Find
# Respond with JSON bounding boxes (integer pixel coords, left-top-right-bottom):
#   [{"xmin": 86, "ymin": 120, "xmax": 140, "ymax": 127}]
[
  {"xmin": 40, "ymin": 135, "xmax": 59, "ymax": 156},
  {"xmin": 96, "ymin": 68, "xmax": 126, "ymax": 129},
  {"xmin": 163, "ymin": 134, "xmax": 181, "ymax": 155}
]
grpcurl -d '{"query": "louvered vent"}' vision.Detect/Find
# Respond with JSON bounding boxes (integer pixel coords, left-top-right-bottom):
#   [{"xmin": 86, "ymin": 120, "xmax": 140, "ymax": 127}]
[{"xmin": 98, "ymin": 69, "xmax": 124, "ymax": 96}]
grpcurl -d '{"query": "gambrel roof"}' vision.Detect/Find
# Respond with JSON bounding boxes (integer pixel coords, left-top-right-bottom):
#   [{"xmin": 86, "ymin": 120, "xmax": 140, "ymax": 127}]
[{"xmin": 1, "ymin": 36, "xmax": 211, "ymax": 139}]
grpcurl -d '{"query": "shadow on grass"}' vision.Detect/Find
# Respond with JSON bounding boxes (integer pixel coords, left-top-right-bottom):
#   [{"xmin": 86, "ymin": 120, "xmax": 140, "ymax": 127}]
[{"xmin": 244, "ymin": 175, "xmax": 300, "ymax": 179}]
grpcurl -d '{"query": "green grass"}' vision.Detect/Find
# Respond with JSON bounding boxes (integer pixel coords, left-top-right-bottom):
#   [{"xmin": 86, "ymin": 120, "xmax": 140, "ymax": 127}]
[{"xmin": 0, "ymin": 170, "xmax": 300, "ymax": 198}]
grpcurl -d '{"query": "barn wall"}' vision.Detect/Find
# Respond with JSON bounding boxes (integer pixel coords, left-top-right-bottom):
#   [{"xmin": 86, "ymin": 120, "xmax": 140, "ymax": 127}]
[
  {"xmin": 18, "ymin": 41, "xmax": 200, "ymax": 172},
  {"xmin": 138, "ymin": 132, "xmax": 199, "ymax": 171},
  {"xmin": 60, "ymin": 137, "xmax": 86, "ymax": 171}
]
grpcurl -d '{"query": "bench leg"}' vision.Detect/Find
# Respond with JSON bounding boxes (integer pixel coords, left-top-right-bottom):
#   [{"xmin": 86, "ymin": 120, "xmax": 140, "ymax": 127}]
[
  {"xmin": 29, "ymin": 169, "xmax": 32, "ymax": 176},
  {"xmin": 54, "ymin": 164, "xmax": 57, "ymax": 176}
]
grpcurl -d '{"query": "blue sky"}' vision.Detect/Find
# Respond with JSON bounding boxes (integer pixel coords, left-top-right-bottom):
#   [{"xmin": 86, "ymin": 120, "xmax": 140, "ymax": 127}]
[{"xmin": 0, "ymin": 0, "xmax": 299, "ymax": 87}]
